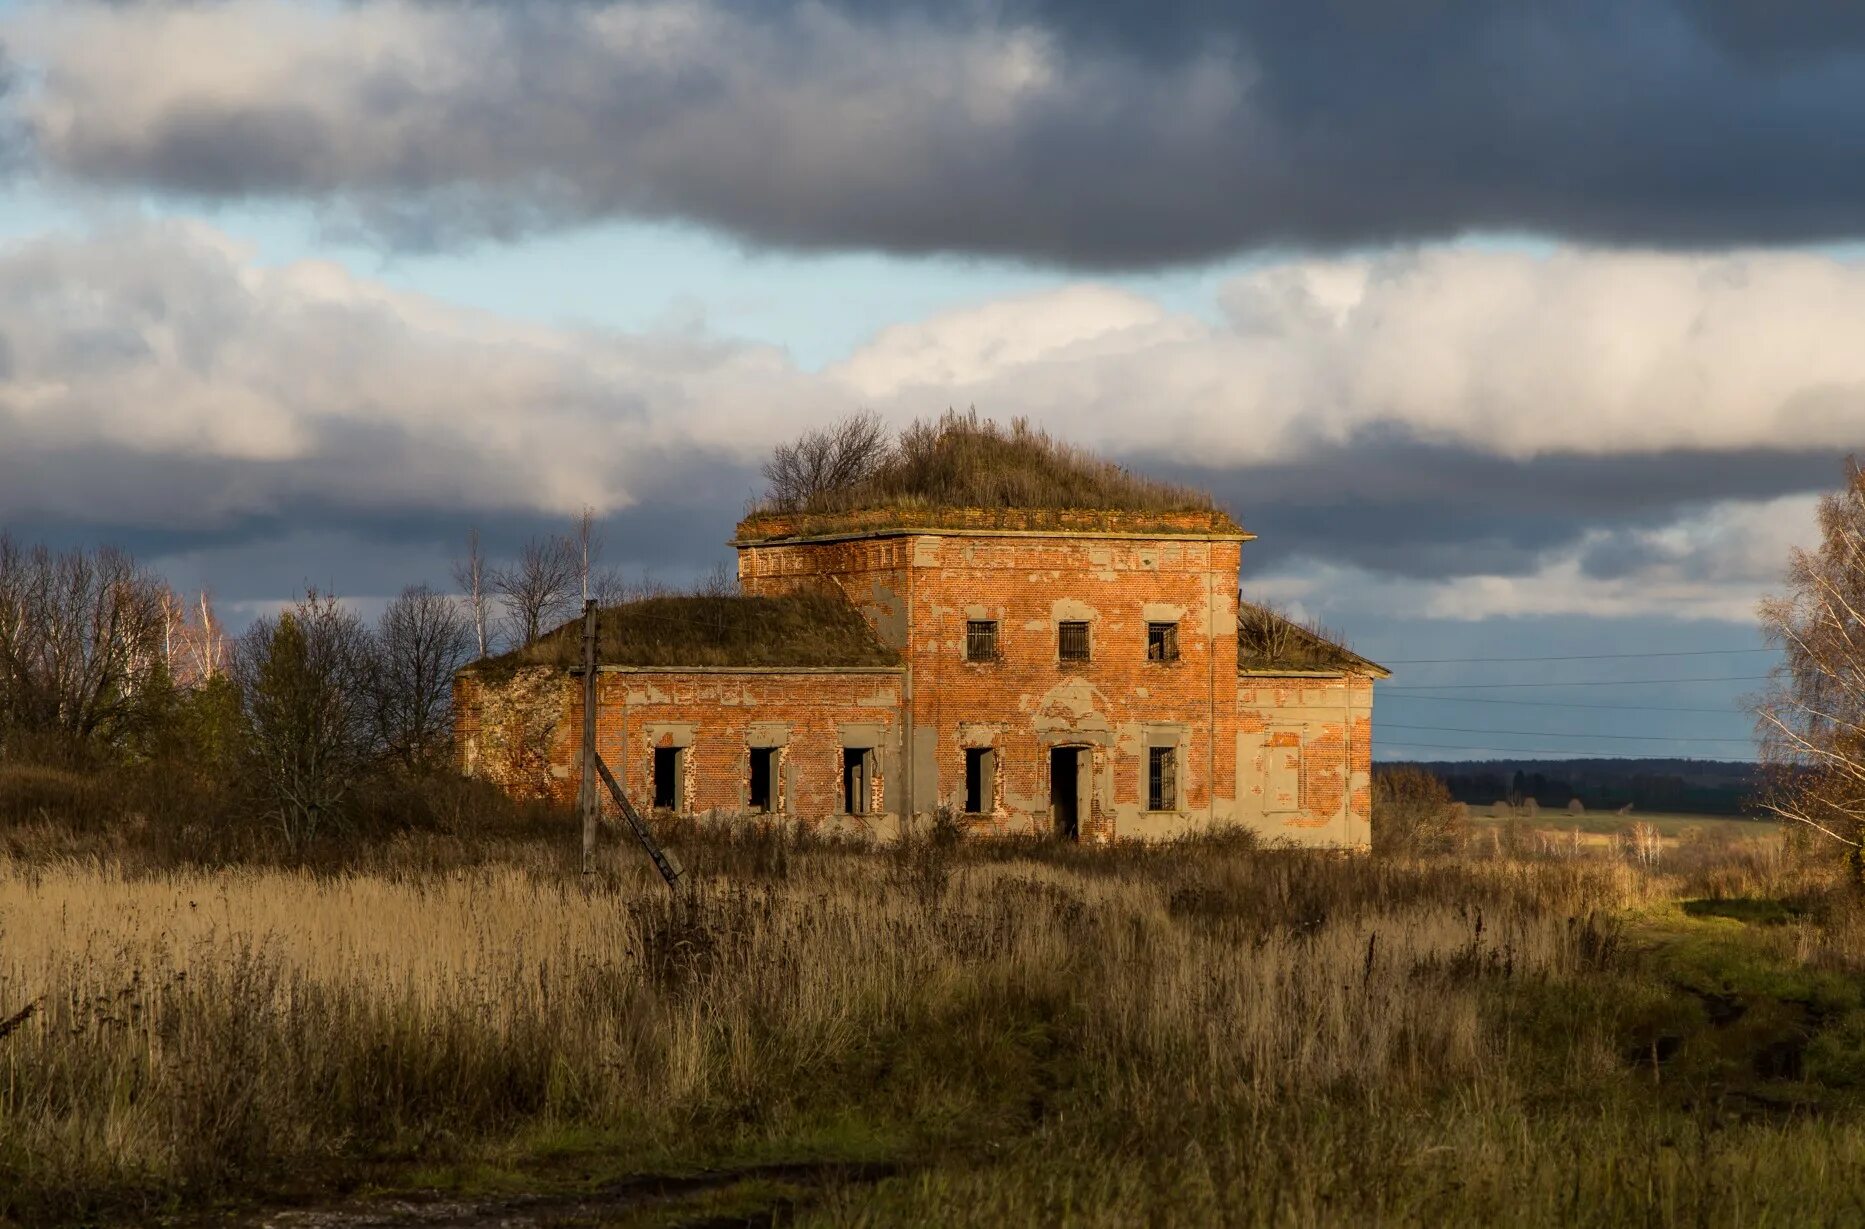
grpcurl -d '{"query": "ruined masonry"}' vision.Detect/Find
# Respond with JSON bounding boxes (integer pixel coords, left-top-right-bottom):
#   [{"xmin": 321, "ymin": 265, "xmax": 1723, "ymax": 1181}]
[{"xmin": 454, "ymin": 506, "xmax": 1386, "ymax": 846}]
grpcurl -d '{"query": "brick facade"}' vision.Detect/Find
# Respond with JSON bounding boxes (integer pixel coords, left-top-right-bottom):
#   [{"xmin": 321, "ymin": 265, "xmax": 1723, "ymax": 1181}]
[{"xmin": 456, "ymin": 514, "xmax": 1381, "ymax": 847}]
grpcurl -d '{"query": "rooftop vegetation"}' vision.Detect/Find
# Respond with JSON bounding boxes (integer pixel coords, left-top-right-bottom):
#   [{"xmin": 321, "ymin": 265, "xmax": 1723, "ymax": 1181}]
[
  {"xmin": 747, "ymin": 411, "xmax": 1235, "ymax": 531},
  {"xmin": 472, "ymin": 589, "xmax": 899, "ymax": 674},
  {"xmin": 1237, "ymin": 601, "xmax": 1386, "ymax": 675}
]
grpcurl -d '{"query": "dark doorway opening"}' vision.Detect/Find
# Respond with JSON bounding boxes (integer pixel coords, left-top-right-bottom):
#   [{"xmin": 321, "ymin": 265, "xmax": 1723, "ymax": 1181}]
[
  {"xmin": 843, "ymin": 748, "xmax": 872, "ymax": 815},
  {"xmin": 1050, "ymin": 746, "xmax": 1081, "ymax": 839},
  {"xmin": 964, "ymin": 747, "xmax": 994, "ymax": 814},
  {"xmin": 749, "ymin": 747, "xmax": 777, "ymax": 813},
  {"xmin": 653, "ymin": 747, "xmax": 682, "ymax": 810}
]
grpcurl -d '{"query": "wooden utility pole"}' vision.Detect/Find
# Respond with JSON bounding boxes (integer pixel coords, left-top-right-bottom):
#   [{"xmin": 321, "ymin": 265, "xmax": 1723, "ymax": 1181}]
[{"xmin": 579, "ymin": 598, "xmax": 598, "ymax": 876}]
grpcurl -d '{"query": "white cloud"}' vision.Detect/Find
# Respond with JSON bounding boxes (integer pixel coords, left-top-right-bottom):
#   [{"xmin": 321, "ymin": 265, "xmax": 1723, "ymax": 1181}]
[
  {"xmin": 0, "ymin": 218, "xmax": 1849, "ymax": 622},
  {"xmin": 829, "ymin": 248, "xmax": 1865, "ymax": 465},
  {"xmin": 0, "ymin": 219, "xmax": 820, "ymax": 525}
]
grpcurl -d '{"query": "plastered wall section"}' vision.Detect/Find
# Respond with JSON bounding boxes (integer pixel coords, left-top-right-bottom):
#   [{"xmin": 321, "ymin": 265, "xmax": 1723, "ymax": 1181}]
[
  {"xmin": 1235, "ymin": 674, "xmax": 1375, "ymax": 849},
  {"xmin": 455, "ymin": 667, "xmax": 905, "ymax": 837}
]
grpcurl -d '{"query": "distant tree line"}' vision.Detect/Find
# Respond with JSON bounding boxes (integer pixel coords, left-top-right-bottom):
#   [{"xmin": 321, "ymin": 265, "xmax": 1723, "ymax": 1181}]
[{"xmin": 1393, "ymin": 759, "xmax": 1760, "ymax": 817}]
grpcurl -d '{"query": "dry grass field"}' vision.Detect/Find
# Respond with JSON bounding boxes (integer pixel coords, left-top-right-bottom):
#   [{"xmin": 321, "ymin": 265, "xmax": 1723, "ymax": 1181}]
[{"xmin": 5, "ymin": 814, "xmax": 1865, "ymax": 1226}]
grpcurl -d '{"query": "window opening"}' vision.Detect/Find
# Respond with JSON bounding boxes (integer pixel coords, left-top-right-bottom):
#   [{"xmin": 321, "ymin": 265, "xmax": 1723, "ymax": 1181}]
[
  {"xmin": 1148, "ymin": 745, "xmax": 1178, "ymax": 812},
  {"xmin": 966, "ymin": 619, "xmax": 999, "ymax": 662},
  {"xmin": 1058, "ymin": 620, "xmax": 1090, "ymax": 662},
  {"xmin": 1147, "ymin": 622, "xmax": 1180, "ymax": 662},
  {"xmin": 842, "ymin": 747, "xmax": 872, "ymax": 815},
  {"xmin": 653, "ymin": 746, "xmax": 682, "ymax": 810},
  {"xmin": 749, "ymin": 747, "xmax": 777, "ymax": 813},
  {"xmin": 964, "ymin": 747, "xmax": 994, "ymax": 814}
]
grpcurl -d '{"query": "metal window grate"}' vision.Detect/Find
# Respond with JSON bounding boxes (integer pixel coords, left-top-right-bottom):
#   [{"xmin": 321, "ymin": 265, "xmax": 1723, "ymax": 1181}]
[
  {"xmin": 966, "ymin": 619, "xmax": 999, "ymax": 661},
  {"xmin": 1147, "ymin": 622, "xmax": 1180, "ymax": 661},
  {"xmin": 1148, "ymin": 745, "xmax": 1177, "ymax": 811},
  {"xmin": 1058, "ymin": 620, "xmax": 1091, "ymax": 662}
]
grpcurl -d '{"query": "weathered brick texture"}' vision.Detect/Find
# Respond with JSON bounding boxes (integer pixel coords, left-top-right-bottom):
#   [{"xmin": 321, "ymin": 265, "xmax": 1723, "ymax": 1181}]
[{"xmin": 458, "ymin": 518, "xmax": 1380, "ymax": 847}]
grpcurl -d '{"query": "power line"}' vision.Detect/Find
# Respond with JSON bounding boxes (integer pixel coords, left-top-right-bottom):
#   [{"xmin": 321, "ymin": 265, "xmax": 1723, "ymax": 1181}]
[
  {"xmin": 1382, "ymin": 675, "xmax": 1770, "ymax": 691},
  {"xmin": 1383, "ymin": 721, "xmax": 1754, "ymax": 744},
  {"xmin": 1374, "ymin": 737, "xmax": 1757, "ymax": 762},
  {"xmin": 1381, "ymin": 647, "xmax": 1775, "ymax": 665},
  {"xmin": 1384, "ymin": 694, "xmax": 1746, "ymax": 714}
]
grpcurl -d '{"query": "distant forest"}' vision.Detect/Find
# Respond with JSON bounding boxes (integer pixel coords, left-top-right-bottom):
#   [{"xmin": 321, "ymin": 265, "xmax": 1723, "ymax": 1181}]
[{"xmin": 1388, "ymin": 758, "xmax": 1761, "ymax": 817}]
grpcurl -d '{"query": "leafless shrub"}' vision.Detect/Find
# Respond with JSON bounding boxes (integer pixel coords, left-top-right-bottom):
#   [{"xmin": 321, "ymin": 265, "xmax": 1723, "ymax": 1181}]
[
  {"xmin": 1620, "ymin": 821, "xmax": 1663, "ymax": 871},
  {"xmin": 233, "ymin": 592, "xmax": 378, "ymax": 850},
  {"xmin": 1754, "ymin": 457, "xmax": 1865, "ymax": 881},
  {"xmin": 756, "ymin": 410, "xmax": 1218, "ymax": 516},
  {"xmin": 371, "ymin": 585, "xmax": 474, "ymax": 772},
  {"xmin": 491, "ymin": 535, "xmax": 580, "ymax": 647},
  {"xmin": 1373, "ymin": 766, "xmax": 1464, "ymax": 856},
  {"xmin": 1236, "ymin": 600, "xmax": 1362, "ymax": 671},
  {"xmin": 761, "ymin": 411, "xmax": 891, "ymax": 511}
]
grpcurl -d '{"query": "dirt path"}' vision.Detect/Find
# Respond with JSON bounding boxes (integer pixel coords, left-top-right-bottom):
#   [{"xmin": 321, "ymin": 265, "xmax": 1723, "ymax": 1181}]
[{"xmin": 244, "ymin": 1161, "xmax": 899, "ymax": 1228}]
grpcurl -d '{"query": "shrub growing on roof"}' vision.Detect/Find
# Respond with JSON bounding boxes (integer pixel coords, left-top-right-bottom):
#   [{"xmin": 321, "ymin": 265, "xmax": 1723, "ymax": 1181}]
[
  {"xmin": 755, "ymin": 410, "xmax": 1221, "ymax": 516},
  {"xmin": 1237, "ymin": 601, "xmax": 1381, "ymax": 674}
]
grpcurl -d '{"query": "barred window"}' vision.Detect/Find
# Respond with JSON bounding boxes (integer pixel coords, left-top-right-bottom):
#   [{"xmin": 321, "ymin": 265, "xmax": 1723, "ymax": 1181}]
[
  {"xmin": 1058, "ymin": 620, "xmax": 1091, "ymax": 662},
  {"xmin": 1148, "ymin": 745, "xmax": 1178, "ymax": 812},
  {"xmin": 1146, "ymin": 622, "xmax": 1180, "ymax": 661},
  {"xmin": 966, "ymin": 619, "xmax": 999, "ymax": 662}
]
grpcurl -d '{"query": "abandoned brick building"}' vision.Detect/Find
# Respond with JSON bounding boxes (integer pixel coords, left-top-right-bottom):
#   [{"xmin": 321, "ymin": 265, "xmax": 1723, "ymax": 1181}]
[{"xmin": 455, "ymin": 426, "xmax": 1386, "ymax": 846}]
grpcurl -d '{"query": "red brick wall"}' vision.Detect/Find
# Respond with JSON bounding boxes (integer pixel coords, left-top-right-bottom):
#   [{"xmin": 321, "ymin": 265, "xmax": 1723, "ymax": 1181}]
[
  {"xmin": 461, "ymin": 528, "xmax": 1378, "ymax": 848},
  {"xmin": 902, "ymin": 533, "xmax": 1243, "ymax": 841},
  {"xmin": 455, "ymin": 666, "xmax": 904, "ymax": 830},
  {"xmin": 736, "ymin": 536, "xmax": 914, "ymax": 649}
]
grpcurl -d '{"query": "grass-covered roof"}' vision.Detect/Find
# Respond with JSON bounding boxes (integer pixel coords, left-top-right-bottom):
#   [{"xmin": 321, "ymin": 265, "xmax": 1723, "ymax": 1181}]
[
  {"xmin": 740, "ymin": 411, "xmax": 1243, "ymax": 539},
  {"xmin": 470, "ymin": 591, "xmax": 899, "ymax": 674},
  {"xmin": 1237, "ymin": 602, "xmax": 1388, "ymax": 677}
]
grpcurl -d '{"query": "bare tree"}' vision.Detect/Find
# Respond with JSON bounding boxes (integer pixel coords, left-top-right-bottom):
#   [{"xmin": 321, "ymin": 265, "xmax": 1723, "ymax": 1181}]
[
  {"xmin": 0, "ymin": 536, "xmax": 170, "ymax": 757},
  {"xmin": 157, "ymin": 587, "xmax": 227, "ymax": 689},
  {"xmin": 589, "ymin": 566, "xmax": 631, "ymax": 606},
  {"xmin": 234, "ymin": 591, "xmax": 377, "ymax": 850},
  {"xmin": 1754, "ymin": 458, "xmax": 1865, "ymax": 878},
  {"xmin": 491, "ymin": 535, "xmax": 580, "ymax": 646},
  {"xmin": 452, "ymin": 527, "xmax": 492, "ymax": 659},
  {"xmin": 575, "ymin": 505, "xmax": 602, "ymax": 604},
  {"xmin": 762, "ymin": 411, "xmax": 890, "ymax": 511},
  {"xmin": 371, "ymin": 584, "xmax": 474, "ymax": 771}
]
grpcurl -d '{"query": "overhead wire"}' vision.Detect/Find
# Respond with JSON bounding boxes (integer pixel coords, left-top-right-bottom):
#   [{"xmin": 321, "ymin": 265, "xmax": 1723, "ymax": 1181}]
[
  {"xmin": 1382, "ymin": 675, "xmax": 1769, "ymax": 690},
  {"xmin": 1381, "ymin": 721, "xmax": 1753, "ymax": 744},
  {"xmin": 1379, "ymin": 694, "xmax": 1748, "ymax": 714},
  {"xmin": 1373, "ymin": 737, "xmax": 1757, "ymax": 762},
  {"xmin": 1380, "ymin": 647, "xmax": 1775, "ymax": 665}
]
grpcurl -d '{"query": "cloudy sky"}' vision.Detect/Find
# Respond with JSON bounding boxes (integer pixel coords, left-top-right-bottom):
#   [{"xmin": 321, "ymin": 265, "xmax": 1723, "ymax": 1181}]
[{"xmin": 3, "ymin": 0, "xmax": 1860, "ymax": 762}]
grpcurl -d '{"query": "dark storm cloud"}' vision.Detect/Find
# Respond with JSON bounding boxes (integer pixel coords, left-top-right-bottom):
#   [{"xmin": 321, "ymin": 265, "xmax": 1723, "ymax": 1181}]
[{"xmin": 15, "ymin": 0, "xmax": 1865, "ymax": 264}]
